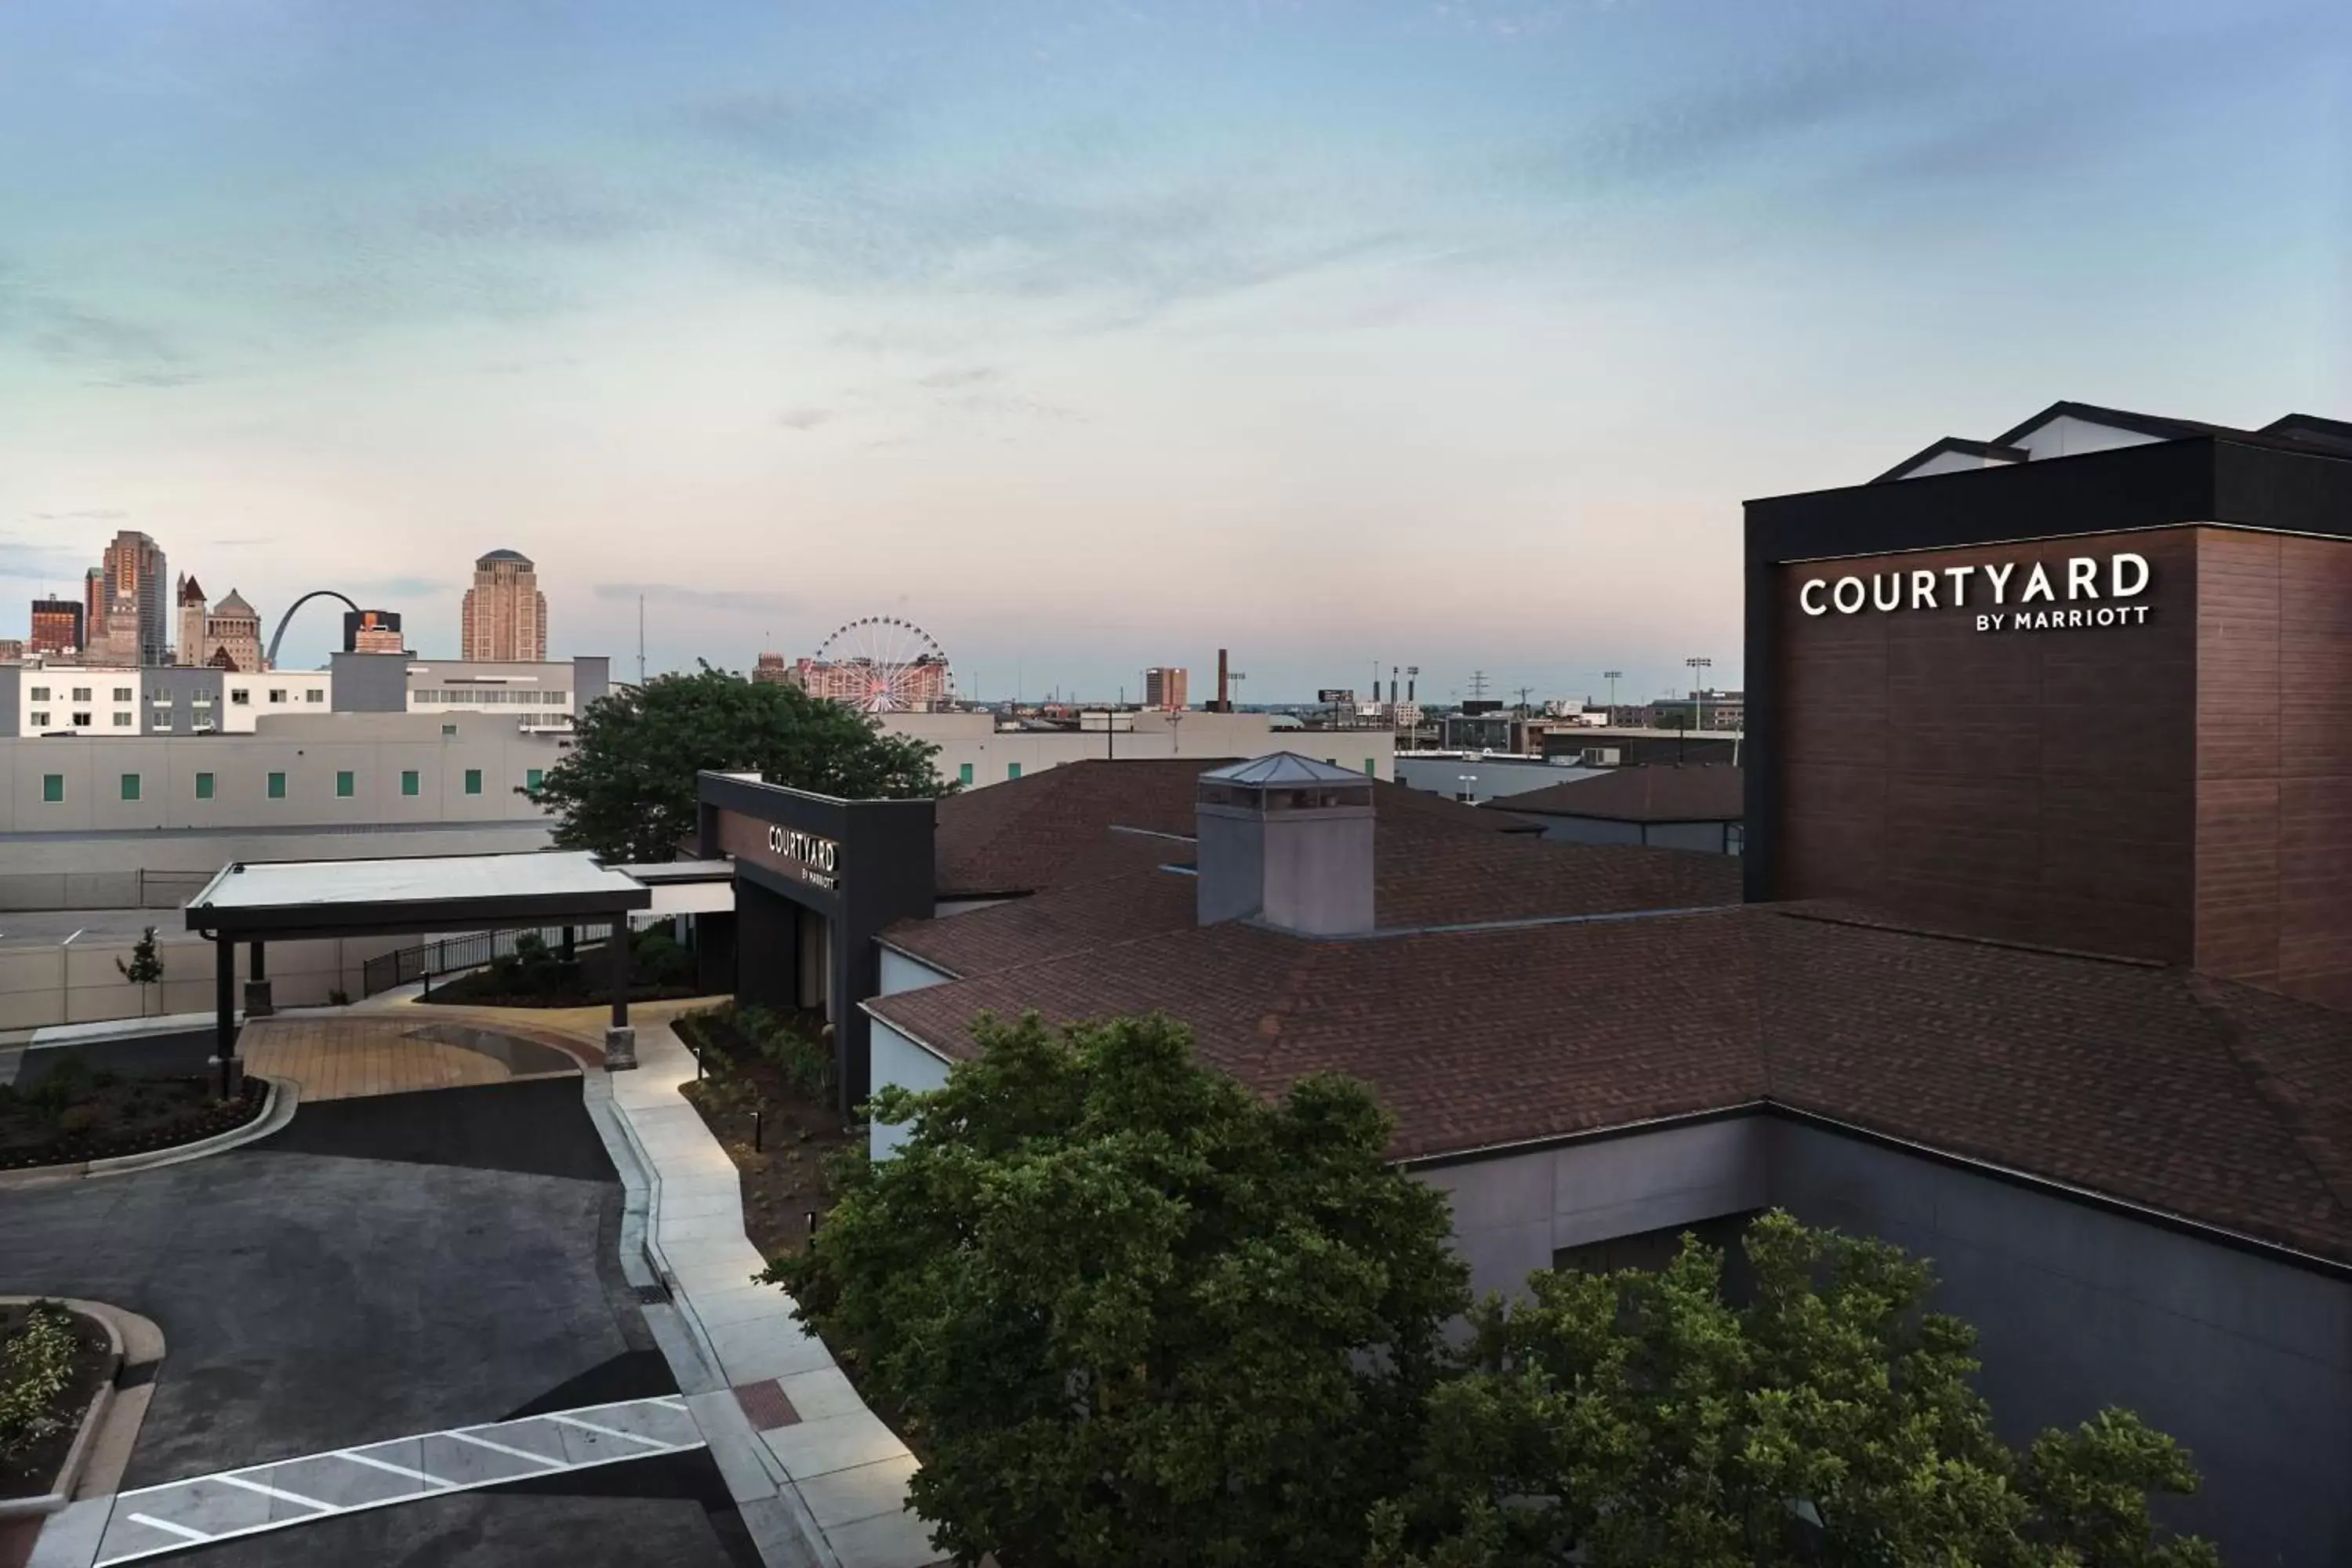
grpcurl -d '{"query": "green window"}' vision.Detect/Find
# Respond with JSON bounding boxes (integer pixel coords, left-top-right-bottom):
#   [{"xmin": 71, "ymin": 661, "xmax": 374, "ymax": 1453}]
[
  {"xmin": 120, "ymin": 774, "xmax": 140, "ymax": 801},
  {"xmin": 464, "ymin": 768, "xmax": 482, "ymax": 795},
  {"xmin": 401, "ymin": 770, "xmax": 419, "ymax": 797},
  {"xmin": 336, "ymin": 770, "xmax": 354, "ymax": 797},
  {"xmin": 1364, "ymin": 758, "xmax": 1376, "ymax": 775},
  {"xmin": 441, "ymin": 723, "xmax": 457, "ymax": 737},
  {"xmin": 42, "ymin": 773, "xmax": 64, "ymax": 803},
  {"xmin": 1006, "ymin": 762, "xmax": 1022, "ymax": 780},
  {"xmin": 267, "ymin": 771, "xmax": 286, "ymax": 800},
  {"xmin": 957, "ymin": 762, "xmax": 974, "ymax": 786},
  {"xmin": 195, "ymin": 772, "xmax": 214, "ymax": 800},
  {"xmin": 525, "ymin": 768, "xmax": 543, "ymax": 793}
]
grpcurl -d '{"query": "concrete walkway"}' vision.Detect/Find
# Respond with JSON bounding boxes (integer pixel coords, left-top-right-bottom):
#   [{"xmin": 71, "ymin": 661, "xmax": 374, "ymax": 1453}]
[{"xmin": 354, "ymin": 993, "xmax": 941, "ymax": 1568}]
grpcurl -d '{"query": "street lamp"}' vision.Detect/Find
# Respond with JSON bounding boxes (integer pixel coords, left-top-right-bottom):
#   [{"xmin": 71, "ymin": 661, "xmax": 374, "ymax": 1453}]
[{"xmin": 1686, "ymin": 656, "xmax": 1712, "ymax": 731}]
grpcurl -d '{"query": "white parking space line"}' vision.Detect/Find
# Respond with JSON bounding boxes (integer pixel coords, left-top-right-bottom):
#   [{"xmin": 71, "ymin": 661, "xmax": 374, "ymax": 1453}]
[
  {"xmin": 122, "ymin": 1515, "xmax": 209, "ymax": 1544},
  {"xmin": 333, "ymin": 1450, "xmax": 454, "ymax": 1487},
  {"xmin": 543, "ymin": 1412, "xmax": 674, "ymax": 1449},
  {"xmin": 444, "ymin": 1428, "xmax": 569, "ymax": 1468},
  {"xmin": 212, "ymin": 1472, "xmax": 332, "ymax": 1512},
  {"xmin": 93, "ymin": 1396, "xmax": 706, "ymax": 1566}
]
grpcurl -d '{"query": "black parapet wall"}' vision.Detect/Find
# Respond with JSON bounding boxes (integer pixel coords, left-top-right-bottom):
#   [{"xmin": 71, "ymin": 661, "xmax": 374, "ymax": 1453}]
[{"xmin": 696, "ymin": 771, "xmax": 938, "ymax": 1116}]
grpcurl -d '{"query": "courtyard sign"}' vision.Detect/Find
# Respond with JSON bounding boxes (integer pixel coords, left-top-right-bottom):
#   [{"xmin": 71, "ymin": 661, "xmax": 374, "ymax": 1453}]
[
  {"xmin": 768, "ymin": 826, "xmax": 841, "ymax": 891},
  {"xmin": 1798, "ymin": 551, "xmax": 2152, "ymax": 633}
]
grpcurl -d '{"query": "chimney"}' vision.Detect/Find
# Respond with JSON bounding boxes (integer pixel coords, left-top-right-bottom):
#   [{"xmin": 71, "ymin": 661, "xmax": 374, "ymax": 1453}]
[
  {"xmin": 1195, "ymin": 753, "xmax": 1375, "ymax": 935},
  {"xmin": 1216, "ymin": 647, "xmax": 1229, "ymax": 713}
]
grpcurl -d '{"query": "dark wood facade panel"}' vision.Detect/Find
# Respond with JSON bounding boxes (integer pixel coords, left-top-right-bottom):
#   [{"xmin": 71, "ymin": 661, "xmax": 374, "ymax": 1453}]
[
  {"xmin": 1771, "ymin": 530, "xmax": 2198, "ymax": 961},
  {"xmin": 2191, "ymin": 531, "xmax": 2352, "ymax": 995}
]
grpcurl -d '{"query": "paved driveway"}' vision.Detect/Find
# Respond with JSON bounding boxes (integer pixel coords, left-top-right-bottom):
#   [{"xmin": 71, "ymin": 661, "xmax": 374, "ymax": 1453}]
[{"xmin": 0, "ymin": 1078, "xmax": 758, "ymax": 1568}]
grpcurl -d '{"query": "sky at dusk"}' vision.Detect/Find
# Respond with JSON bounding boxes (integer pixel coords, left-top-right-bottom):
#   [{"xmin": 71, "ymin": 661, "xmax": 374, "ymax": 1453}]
[{"xmin": 3, "ymin": 0, "xmax": 2346, "ymax": 702}]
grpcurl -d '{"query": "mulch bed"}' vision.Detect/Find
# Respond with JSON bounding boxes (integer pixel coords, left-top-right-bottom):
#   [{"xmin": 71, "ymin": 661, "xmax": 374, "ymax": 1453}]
[
  {"xmin": 0, "ymin": 1303, "xmax": 114, "ymax": 1502},
  {"xmin": 0, "ymin": 1078, "xmax": 267, "ymax": 1173},
  {"xmin": 673, "ymin": 1009, "xmax": 859, "ymax": 1264},
  {"xmin": 416, "ymin": 977, "xmax": 706, "ymax": 1009}
]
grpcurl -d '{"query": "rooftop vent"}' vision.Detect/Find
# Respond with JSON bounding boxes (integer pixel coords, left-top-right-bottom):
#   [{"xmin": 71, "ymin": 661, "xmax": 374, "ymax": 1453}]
[{"xmin": 1194, "ymin": 753, "xmax": 1374, "ymax": 935}]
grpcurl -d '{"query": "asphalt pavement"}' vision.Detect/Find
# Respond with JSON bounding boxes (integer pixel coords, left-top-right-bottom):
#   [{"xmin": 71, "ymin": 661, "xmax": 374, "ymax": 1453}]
[{"xmin": 0, "ymin": 1077, "xmax": 759, "ymax": 1568}]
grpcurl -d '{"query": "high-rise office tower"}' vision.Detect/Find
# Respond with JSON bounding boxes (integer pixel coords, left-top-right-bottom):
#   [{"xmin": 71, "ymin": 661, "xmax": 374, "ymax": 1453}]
[
  {"xmin": 30, "ymin": 598, "xmax": 83, "ymax": 655},
  {"xmin": 82, "ymin": 568, "xmax": 105, "ymax": 652},
  {"xmin": 460, "ymin": 549, "xmax": 547, "ymax": 662},
  {"xmin": 100, "ymin": 530, "xmax": 169, "ymax": 664},
  {"xmin": 1144, "ymin": 666, "xmax": 1189, "ymax": 710},
  {"xmin": 176, "ymin": 575, "xmax": 208, "ymax": 666}
]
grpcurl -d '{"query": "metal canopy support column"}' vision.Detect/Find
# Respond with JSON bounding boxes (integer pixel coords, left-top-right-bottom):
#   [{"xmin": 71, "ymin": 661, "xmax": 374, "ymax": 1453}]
[
  {"xmin": 211, "ymin": 937, "xmax": 243, "ymax": 1098},
  {"xmin": 604, "ymin": 916, "xmax": 636, "ymax": 1071},
  {"xmin": 245, "ymin": 938, "xmax": 275, "ymax": 1018}
]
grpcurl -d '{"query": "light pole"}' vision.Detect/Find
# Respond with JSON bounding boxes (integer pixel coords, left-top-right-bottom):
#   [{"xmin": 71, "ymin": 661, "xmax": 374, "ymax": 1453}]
[
  {"xmin": 1602, "ymin": 670, "xmax": 1622, "ymax": 712},
  {"xmin": 1686, "ymin": 656, "xmax": 1711, "ymax": 732}
]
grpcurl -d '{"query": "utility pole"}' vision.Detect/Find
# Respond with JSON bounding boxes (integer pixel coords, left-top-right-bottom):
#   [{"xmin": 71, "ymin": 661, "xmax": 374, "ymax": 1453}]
[
  {"xmin": 637, "ymin": 595, "xmax": 645, "ymax": 686},
  {"xmin": 1468, "ymin": 669, "xmax": 1490, "ymax": 702}
]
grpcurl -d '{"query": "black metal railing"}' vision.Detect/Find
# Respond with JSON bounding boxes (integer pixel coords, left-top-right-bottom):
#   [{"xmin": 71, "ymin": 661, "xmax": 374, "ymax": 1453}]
[{"xmin": 360, "ymin": 923, "xmax": 616, "ymax": 998}]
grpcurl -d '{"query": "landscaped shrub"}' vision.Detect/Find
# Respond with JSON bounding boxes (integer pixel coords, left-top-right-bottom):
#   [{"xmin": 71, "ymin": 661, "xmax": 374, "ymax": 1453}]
[
  {"xmin": 0, "ymin": 1303, "xmax": 82, "ymax": 1461},
  {"xmin": 631, "ymin": 925, "xmax": 696, "ymax": 988}
]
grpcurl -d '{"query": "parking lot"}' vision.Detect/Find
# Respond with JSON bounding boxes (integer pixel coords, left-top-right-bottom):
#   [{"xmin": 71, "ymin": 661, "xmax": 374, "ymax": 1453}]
[{"xmin": 0, "ymin": 1077, "xmax": 760, "ymax": 1568}]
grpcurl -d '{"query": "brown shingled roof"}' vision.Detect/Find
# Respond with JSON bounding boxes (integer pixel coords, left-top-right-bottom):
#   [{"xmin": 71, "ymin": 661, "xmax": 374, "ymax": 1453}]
[
  {"xmin": 867, "ymin": 906, "xmax": 2352, "ymax": 1269},
  {"xmin": 894, "ymin": 795, "xmax": 1740, "ymax": 979},
  {"xmin": 1492, "ymin": 763, "xmax": 1744, "ymax": 822},
  {"xmin": 931, "ymin": 757, "xmax": 1526, "ymax": 898}
]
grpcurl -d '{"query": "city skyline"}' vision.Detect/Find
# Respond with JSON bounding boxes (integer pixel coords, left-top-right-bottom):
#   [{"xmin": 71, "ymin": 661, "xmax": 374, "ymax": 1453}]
[{"xmin": 3, "ymin": 0, "xmax": 2346, "ymax": 694}]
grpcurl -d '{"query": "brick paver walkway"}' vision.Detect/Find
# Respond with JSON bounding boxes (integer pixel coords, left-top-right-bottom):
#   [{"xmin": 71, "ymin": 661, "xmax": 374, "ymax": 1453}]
[{"xmin": 239, "ymin": 1014, "xmax": 588, "ymax": 1102}]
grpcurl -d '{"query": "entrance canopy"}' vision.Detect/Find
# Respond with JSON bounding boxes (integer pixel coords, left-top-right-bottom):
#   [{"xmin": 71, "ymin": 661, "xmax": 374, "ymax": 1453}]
[
  {"xmin": 186, "ymin": 850, "xmax": 650, "ymax": 941},
  {"xmin": 183, "ymin": 849, "xmax": 656, "ymax": 1088}
]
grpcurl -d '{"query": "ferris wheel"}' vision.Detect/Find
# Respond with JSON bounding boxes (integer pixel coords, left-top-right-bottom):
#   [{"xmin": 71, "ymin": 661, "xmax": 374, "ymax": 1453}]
[{"xmin": 810, "ymin": 616, "xmax": 953, "ymax": 713}]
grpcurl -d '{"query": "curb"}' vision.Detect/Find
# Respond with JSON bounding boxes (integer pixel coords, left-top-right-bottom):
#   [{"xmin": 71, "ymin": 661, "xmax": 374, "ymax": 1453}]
[
  {"xmin": 582, "ymin": 1044, "xmax": 843, "ymax": 1568},
  {"xmin": 0, "ymin": 1079, "xmax": 289, "ymax": 1190},
  {"xmin": 0, "ymin": 1301, "xmax": 122, "ymax": 1519}
]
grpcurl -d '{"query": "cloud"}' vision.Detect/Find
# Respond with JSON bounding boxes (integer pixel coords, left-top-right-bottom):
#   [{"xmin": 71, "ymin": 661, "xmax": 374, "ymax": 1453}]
[
  {"xmin": 28, "ymin": 509, "xmax": 129, "ymax": 521},
  {"xmin": 345, "ymin": 574, "xmax": 445, "ymax": 598},
  {"xmin": 775, "ymin": 407, "xmax": 833, "ymax": 430},
  {"xmin": 594, "ymin": 582, "xmax": 805, "ymax": 615},
  {"xmin": 915, "ymin": 365, "xmax": 999, "ymax": 389},
  {"xmin": 415, "ymin": 172, "xmax": 649, "ymax": 249},
  {"xmin": 680, "ymin": 88, "xmax": 895, "ymax": 167},
  {"xmin": 0, "ymin": 271, "xmax": 194, "ymax": 380},
  {"xmin": 0, "ymin": 539, "xmax": 89, "ymax": 580}
]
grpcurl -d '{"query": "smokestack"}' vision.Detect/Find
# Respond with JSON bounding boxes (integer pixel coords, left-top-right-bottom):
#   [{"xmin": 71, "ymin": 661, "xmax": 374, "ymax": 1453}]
[
  {"xmin": 1407, "ymin": 672, "xmax": 1417, "ymax": 703},
  {"xmin": 1217, "ymin": 647, "xmax": 1229, "ymax": 713},
  {"xmin": 1388, "ymin": 666, "xmax": 1398, "ymax": 706}
]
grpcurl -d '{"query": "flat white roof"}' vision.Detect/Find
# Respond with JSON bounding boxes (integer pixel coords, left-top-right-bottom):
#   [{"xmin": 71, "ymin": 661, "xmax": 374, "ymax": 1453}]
[{"xmin": 191, "ymin": 850, "xmax": 641, "ymax": 913}]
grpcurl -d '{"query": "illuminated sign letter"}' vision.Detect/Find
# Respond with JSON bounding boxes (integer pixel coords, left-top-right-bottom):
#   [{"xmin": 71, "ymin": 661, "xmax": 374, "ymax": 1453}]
[
  {"xmin": 1984, "ymin": 562, "xmax": 2015, "ymax": 604},
  {"xmin": 1911, "ymin": 569, "xmax": 1937, "ymax": 608},
  {"xmin": 2020, "ymin": 563, "xmax": 2056, "ymax": 604},
  {"xmin": 1800, "ymin": 579, "xmax": 1829, "ymax": 615},
  {"xmin": 1832, "ymin": 576, "xmax": 1864, "ymax": 613},
  {"xmin": 2112, "ymin": 552, "xmax": 2151, "ymax": 597},
  {"xmin": 2066, "ymin": 557, "xmax": 2100, "ymax": 600}
]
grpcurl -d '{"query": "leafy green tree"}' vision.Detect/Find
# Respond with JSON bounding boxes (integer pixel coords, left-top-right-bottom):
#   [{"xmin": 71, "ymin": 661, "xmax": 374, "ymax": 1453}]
[
  {"xmin": 770, "ymin": 1011, "xmax": 1470, "ymax": 1568},
  {"xmin": 1367, "ymin": 1210, "xmax": 2220, "ymax": 1568},
  {"xmin": 535, "ymin": 665, "xmax": 946, "ymax": 863}
]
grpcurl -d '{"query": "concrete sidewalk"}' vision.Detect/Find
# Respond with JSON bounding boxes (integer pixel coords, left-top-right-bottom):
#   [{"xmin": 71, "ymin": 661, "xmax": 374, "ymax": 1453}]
[
  {"xmin": 351, "ymin": 993, "xmax": 940, "ymax": 1568},
  {"xmin": 600, "ymin": 1020, "xmax": 938, "ymax": 1568}
]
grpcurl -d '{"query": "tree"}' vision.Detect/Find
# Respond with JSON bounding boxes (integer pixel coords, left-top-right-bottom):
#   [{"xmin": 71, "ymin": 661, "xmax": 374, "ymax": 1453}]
[
  {"xmin": 535, "ymin": 665, "xmax": 946, "ymax": 864},
  {"xmin": 769, "ymin": 1011, "xmax": 1471, "ymax": 1568},
  {"xmin": 1367, "ymin": 1210, "xmax": 2220, "ymax": 1568},
  {"xmin": 115, "ymin": 927, "xmax": 164, "ymax": 1017}
]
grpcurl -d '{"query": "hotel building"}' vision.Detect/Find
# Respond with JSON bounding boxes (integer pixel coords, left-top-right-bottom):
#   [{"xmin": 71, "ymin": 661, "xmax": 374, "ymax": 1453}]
[{"xmin": 688, "ymin": 401, "xmax": 2352, "ymax": 1562}]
